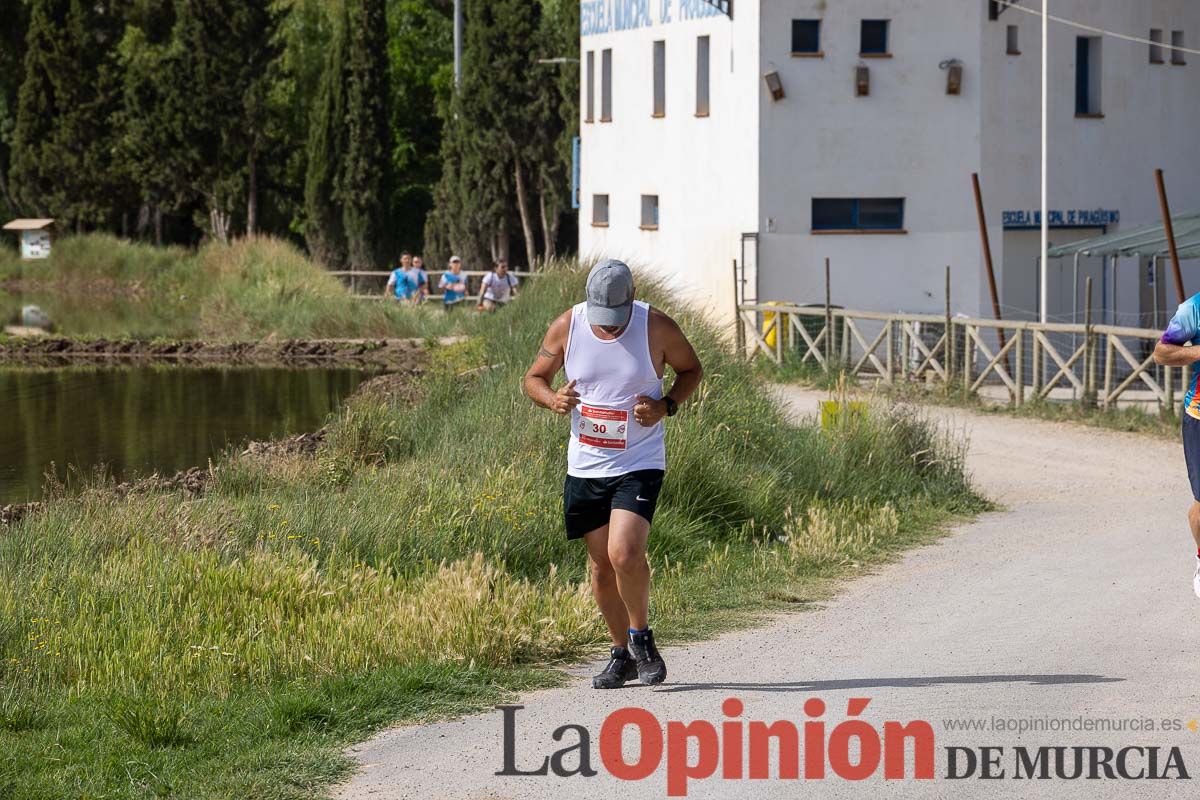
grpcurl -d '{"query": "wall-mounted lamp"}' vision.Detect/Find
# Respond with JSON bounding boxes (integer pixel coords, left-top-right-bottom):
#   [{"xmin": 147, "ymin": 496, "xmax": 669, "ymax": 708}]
[
  {"xmin": 763, "ymin": 69, "xmax": 785, "ymax": 101},
  {"xmin": 855, "ymin": 65, "xmax": 870, "ymax": 97},
  {"xmin": 940, "ymin": 58, "xmax": 963, "ymax": 95}
]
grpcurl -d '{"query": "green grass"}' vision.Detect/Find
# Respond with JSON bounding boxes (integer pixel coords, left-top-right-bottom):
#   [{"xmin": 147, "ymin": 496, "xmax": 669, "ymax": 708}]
[
  {"xmin": 0, "ymin": 261, "xmax": 986, "ymax": 798},
  {"xmin": 0, "ymin": 234, "xmax": 462, "ymax": 340}
]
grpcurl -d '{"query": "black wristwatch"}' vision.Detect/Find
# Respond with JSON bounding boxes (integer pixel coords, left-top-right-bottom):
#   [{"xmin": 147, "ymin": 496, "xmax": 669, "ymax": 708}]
[{"xmin": 664, "ymin": 396, "xmax": 679, "ymax": 417}]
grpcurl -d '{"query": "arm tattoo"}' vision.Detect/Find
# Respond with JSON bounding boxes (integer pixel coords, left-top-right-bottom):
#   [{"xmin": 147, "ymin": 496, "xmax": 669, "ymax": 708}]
[{"xmin": 538, "ymin": 347, "xmax": 558, "ymax": 359}]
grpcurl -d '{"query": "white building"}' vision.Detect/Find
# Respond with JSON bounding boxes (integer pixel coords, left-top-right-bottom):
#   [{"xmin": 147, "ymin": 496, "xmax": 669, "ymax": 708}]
[{"xmin": 578, "ymin": 0, "xmax": 1200, "ymax": 329}]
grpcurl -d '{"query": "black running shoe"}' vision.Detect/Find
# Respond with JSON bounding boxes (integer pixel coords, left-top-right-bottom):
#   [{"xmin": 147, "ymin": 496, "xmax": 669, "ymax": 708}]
[
  {"xmin": 628, "ymin": 629, "xmax": 667, "ymax": 685},
  {"xmin": 592, "ymin": 646, "xmax": 638, "ymax": 689}
]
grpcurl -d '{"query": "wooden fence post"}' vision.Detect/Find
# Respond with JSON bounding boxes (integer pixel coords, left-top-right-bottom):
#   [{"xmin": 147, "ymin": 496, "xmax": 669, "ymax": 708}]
[
  {"xmin": 1014, "ymin": 327, "xmax": 1024, "ymax": 406},
  {"xmin": 1083, "ymin": 276, "xmax": 1096, "ymax": 408},
  {"xmin": 733, "ymin": 260, "xmax": 745, "ymax": 355},
  {"xmin": 1103, "ymin": 335, "xmax": 1115, "ymax": 408},
  {"xmin": 885, "ymin": 321, "xmax": 894, "ymax": 383},
  {"xmin": 945, "ymin": 266, "xmax": 954, "ymax": 387},
  {"xmin": 1165, "ymin": 365, "xmax": 1174, "ymax": 417},
  {"xmin": 824, "ymin": 258, "xmax": 833, "ymax": 370},
  {"xmin": 1031, "ymin": 332, "xmax": 1042, "ymax": 398},
  {"xmin": 963, "ymin": 324, "xmax": 973, "ymax": 392}
]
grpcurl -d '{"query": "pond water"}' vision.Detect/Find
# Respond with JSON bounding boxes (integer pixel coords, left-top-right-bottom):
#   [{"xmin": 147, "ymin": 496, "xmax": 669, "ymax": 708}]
[{"xmin": 0, "ymin": 365, "xmax": 374, "ymax": 504}]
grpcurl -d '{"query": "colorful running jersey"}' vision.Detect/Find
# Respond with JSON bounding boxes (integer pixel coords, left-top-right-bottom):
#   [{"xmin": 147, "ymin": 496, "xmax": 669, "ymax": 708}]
[{"xmin": 1162, "ymin": 293, "xmax": 1200, "ymax": 419}]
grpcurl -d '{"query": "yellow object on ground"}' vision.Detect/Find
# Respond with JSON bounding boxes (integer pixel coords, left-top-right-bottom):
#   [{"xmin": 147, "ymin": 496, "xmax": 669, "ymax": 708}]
[
  {"xmin": 820, "ymin": 399, "xmax": 868, "ymax": 430},
  {"xmin": 762, "ymin": 302, "xmax": 790, "ymax": 349}
]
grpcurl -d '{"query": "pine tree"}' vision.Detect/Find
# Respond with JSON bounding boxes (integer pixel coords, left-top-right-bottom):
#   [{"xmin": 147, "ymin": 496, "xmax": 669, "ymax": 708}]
[
  {"xmin": 426, "ymin": 0, "xmax": 579, "ymax": 269},
  {"xmin": 269, "ymin": 0, "xmax": 338, "ymax": 241},
  {"xmin": 170, "ymin": 0, "xmax": 282, "ymax": 242},
  {"xmin": 10, "ymin": 0, "xmax": 126, "ymax": 229},
  {"xmin": 304, "ymin": 3, "xmax": 350, "ymax": 266},
  {"xmin": 116, "ymin": 5, "xmax": 188, "ymax": 243},
  {"xmin": 0, "ymin": 0, "xmax": 29, "ymax": 218},
  {"xmin": 387, "ymin": 0, "xmax": 453, "ymax": 255},
  {"xmin": 339, "ymin": 0, "xmax": 393, "ymax": 269},
  {"xmin": 531, "ymin": 0, "xmax": 580, "ymax": 262}
]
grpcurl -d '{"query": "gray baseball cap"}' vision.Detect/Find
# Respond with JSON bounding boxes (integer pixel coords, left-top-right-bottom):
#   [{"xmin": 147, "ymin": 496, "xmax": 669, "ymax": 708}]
[{"xmin": 586, "ymin": 259, "xmax": 635, "ymax": 327}]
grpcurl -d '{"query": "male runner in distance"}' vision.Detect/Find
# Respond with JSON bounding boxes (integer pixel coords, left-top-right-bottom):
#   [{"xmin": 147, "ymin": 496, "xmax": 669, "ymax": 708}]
[
  {"xmin": 1153, "ymin": 294, "xmax": 1200, "ymax": 597},
  {"xmin": 523, "ymin": 260, "xmax": 703, "ymax": 688}
]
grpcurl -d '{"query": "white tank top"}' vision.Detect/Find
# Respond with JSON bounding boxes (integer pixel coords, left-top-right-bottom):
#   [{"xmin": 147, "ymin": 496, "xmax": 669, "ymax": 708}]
[{"xmin": 564, "ymin": 300, "xmax": 666, "ymax": 478}]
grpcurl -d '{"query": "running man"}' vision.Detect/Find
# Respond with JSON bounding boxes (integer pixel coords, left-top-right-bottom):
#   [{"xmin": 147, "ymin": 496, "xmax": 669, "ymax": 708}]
[
  {"xmin": 386, "ymin": 252, "xmax": 421, "ymax": 302},
  {"xmin": 1154, "ymin": 294, "xmax": 1200, "ymax": 598},
  {"xmin": 477, "ymin": 259, "xmax": 519, "ymax": 311},
  {"xmin": 523, "ymin": 259, "xmax": 703, "ymax": 688},
  {"xmin": 439, "ymin": 256, "xmax": 468, "ymax": 310}
]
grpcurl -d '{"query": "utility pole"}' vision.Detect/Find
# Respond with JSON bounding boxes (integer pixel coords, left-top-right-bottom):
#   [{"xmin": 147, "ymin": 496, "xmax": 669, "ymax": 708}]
[
  {"xmin": 454, "ymin": 0, "xmax": 463, "ymax": 87},
  {"xmin": 1039, "ymin": 0, "xmax": 1049, "ymax": 325}
]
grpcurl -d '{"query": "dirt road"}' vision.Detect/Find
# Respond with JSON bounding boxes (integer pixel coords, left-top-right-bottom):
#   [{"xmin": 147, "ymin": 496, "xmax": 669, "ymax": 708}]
[{"xmin": 334, "ymin": 387, "xmax": 1199, "ymax": 799}]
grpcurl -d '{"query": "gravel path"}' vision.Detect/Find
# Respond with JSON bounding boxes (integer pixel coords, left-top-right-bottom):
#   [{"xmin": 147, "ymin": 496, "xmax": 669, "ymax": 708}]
[{"xmin": 334, "ymin": 387, "xmax": 1199, "ymax": 799}]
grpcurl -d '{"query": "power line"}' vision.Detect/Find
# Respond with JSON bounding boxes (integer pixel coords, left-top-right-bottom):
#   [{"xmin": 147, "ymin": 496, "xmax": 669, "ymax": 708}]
[{"xmin": 997, "ymin": 0, "xmax": 1200, "ymax": 56}]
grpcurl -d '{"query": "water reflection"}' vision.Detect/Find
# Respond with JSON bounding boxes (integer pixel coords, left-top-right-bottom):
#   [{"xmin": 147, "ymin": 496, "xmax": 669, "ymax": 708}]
[{"xmin": 0, "ymin": 365, "xmax": 372, "ymax": 503}]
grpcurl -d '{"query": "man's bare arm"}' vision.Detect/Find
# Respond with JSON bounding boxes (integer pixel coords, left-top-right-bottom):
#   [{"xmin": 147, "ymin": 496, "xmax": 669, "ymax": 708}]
[
  {"xmin": 634, "ymin": 311, "xmax": 703, "ymax": 426},
  {"xmin": 523, "ymin": 311, "xmax": 580, "ymax": 414},
  {"xmin": 1153, "ymin": 341, "xmax": 1200, "ymax": 367},
  {"xmin": 657, "ymin": 311, "xmax": 703, "ymax": 405}
]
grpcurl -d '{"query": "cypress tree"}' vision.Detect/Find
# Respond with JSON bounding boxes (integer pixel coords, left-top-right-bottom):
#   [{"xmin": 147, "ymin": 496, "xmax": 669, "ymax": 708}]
[
  {"xmin": 339, "ymin": 0, "xmax": 393, "ymax": 269},
  {"xmin": 170, "ymin": 0, "xmax": 281, "ymax": 242},
  {"xmin": 10, "ymin": 0, "xmax": 125, "ymax": 228},
  {"xmin": 387, "ymin": 0, "xmax": 453, "ymax": 255},
  {"xmin": 116, "ymin": 6, "xmax": 187, "ymax": 243},
  {"xmin": 428, "ymin": 0, "xmax": 567, "ymax": 268},
  {"xmin": 0, "ymin": 0, "xmax": 28, "ymax": 217},
  {"xmin": 304, "ymin": 3, "xmax": 350, "ymax": 267}
]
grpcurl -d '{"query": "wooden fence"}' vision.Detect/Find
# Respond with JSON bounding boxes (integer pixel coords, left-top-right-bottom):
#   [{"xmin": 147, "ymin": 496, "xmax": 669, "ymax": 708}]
[{"xmin": 738, "ymin": 302, "xmax": 1184, "ymax": 413}]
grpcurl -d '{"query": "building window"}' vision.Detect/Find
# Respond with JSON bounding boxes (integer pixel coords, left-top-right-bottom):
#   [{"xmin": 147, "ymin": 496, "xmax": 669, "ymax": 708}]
[
  {"xmin": 653, "ymin": 41, "xmax": 666, "ymax": 117},
  {"xmin": 1149, "ymin": 29, "xmax": 1164, "ymax": 64},
  {"xmin": 585, "ymin": 51, "xmax": 595, "ymax": 122},
  {"xmin": 592, "ymin": 194, "xmax": 609, "ymax": 227},
  {"xmin": 1171, "ymin": 30, "xmax": 1187, "ymax": 65},
  {"xmin": 812, "ymin": 198, "xmax": 905, "ymax": 232},
  {"xmin": 1006, "ymin": 25, "xmax": 1020, "ymax": 55},
  {"xmin": 791, "ymin": 20, "xmax": 821, "ymax": 55},
  {"xmin": 696, "ymin": 36, "xmax": 710, "ymax": 116},
  {"xmin": 860, "ymin": 20, "xmax": 889, "ymax": 56},
  {"xmin": 640, "ymin": 195, "xmax": 659, "ymax": 229},
  {"xmin": 601, "ymin": 49, "xmax": 612, "ymax": 121},
  {"xmin": 1075, "ymin": 36, "xmax": 1102, "ymax": 116}
]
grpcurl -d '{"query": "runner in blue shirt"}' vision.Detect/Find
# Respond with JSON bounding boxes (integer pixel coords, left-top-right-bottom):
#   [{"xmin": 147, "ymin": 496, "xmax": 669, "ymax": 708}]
[
  {"xmin": 1153, "ymin": 293, "xmax": 1200, "ymax": 598},
  {"xmin": 439, "ymin": 256, "xmax": 468, "ymax": 309},
  {"xmin": 386, "ymin": 252, "xmax": 422, "ymax": 302},
  {"xmin": 411, "ymin": 256, "xmax": 430, "ymax": 304}
]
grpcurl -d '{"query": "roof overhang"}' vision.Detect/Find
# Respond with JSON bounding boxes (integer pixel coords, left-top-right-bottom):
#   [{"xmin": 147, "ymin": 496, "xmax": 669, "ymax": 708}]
[{"xmin": 3, "ymin": 219, "xmax": 55, "ymax": 231}]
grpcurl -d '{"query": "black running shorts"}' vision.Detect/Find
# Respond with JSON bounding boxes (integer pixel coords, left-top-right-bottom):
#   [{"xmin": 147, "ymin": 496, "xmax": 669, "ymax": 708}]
[
  {"xmin": 1184, "ymin": 414, "xmax": 1200, "ymax": 502},
  {"xmin": 563, "ymin": 469, "xmax": 665, "ymax": 540}
]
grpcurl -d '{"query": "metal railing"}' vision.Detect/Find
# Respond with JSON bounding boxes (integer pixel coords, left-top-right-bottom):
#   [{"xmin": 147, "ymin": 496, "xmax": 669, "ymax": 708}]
[{"xmin": 739, "ymin": 302, "xmax": 1184, "ymax": 414}]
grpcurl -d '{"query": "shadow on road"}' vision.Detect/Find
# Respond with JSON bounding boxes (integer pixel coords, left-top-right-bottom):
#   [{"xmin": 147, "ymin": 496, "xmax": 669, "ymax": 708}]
[{"xmin": 657, "ymin": 674, "xmax": 1125, "ymax": 693}]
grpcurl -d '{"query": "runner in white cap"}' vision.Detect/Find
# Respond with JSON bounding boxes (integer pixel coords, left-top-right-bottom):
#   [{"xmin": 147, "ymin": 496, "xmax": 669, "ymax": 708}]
[{"xmin": 523, "ymin": 259, "xmax": 703, "ymax": 688}]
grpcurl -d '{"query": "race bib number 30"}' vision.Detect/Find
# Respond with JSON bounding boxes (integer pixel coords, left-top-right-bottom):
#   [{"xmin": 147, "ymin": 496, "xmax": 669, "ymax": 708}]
[{"xmin": 578, "ymin": 405, "xmax": 628, "ymax": 450}]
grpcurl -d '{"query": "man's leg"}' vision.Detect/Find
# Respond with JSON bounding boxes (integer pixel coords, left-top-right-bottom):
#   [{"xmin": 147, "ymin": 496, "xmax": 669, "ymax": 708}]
[
  {"xmin": 606, "ymin": 510, "xmax": 651, "ymax": 630},
  {"xmin": 582, "ymin": 525, "xmax": 631, "ymax": 647},
  {"xmin": 1189, "ymin": 502, "xmax": 1200, "ymax": 549}
]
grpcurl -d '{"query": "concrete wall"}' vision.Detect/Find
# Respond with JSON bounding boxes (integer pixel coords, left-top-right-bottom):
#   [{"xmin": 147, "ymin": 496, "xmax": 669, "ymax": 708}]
[
  {"xmin": 980, "ymin": 0, "xmax": 1200, "ymax": 327},
  {"xmin": 578, "ymin": 1, "xmax": 759, "ymax": 322},
  {"xmin": 578, "ymin": 0, "xmax": 1200, "ymax": 327},
  {"xmin": 756, "ymin": 0, "xmax": 985, "ymax": 316}
]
